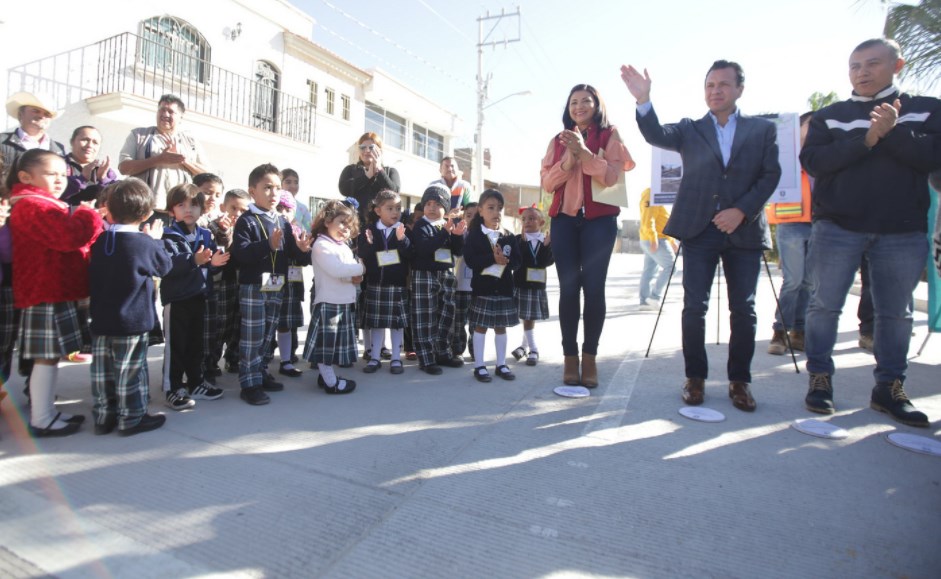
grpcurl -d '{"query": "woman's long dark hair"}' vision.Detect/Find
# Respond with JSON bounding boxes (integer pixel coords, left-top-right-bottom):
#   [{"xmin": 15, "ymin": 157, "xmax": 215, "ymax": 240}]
[{"xmin": 562, "ymin": 84, "xmax": 609, "ymax": 131}]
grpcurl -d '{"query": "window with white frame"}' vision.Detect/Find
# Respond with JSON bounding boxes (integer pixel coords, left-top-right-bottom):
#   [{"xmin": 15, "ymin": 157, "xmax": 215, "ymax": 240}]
[
  {"xmin": 341, "ymin": 94, "xmax": 351, "ymax": 121},
  {"xmin": 307, "ymin": 80, "xmax": 318, "ymax": 109},
  {"xmin": 413, "ymin": 124, "xmax": 445, "ymax": 162},
  {"xmin": 325, "ymin": 88, "xmax": 335, "ymax": 115},
  {"xmin": 364, "ymin": 101, "xmax": 406, "ymax": 151},
  {"xmin": 139, "ymin": 15, "xmax": 210, "ymax": 83}
]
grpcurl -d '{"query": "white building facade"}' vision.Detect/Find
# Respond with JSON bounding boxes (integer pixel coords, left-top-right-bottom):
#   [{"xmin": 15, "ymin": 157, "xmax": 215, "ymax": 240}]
[{"xmin": 2, "ymin": 0, "xmax": 463, "ymax": 207}]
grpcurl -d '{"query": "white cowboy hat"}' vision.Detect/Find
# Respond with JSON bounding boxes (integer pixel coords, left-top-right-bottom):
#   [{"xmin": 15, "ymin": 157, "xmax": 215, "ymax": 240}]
[{"xmin": 5, "ymin": 91, "xmax": 58, "ymax": 119}]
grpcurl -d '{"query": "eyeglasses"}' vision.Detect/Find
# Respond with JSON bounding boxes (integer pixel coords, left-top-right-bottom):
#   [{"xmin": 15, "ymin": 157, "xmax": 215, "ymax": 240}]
[{"xmin": 358, "ymin": 144, "xmax": 378, "ymax": 152}]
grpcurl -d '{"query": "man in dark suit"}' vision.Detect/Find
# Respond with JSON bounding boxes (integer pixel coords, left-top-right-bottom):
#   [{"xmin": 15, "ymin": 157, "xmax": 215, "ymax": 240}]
[{"xmin": 621, "ymin": 60, "xmax": 781, "ymax": 411}]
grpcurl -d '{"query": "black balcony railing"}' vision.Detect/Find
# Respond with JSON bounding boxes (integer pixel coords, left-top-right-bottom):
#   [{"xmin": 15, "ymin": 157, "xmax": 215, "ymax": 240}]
[{"xmin": 7, "ymin": 32, "xmax": 317, "ymax": 145}]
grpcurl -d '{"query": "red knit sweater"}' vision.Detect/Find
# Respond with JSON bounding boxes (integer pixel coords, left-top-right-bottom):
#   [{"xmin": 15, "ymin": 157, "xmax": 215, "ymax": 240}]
[{"xmin": 9, "ymin": 183, "xmax": 103, "ymax": 308}]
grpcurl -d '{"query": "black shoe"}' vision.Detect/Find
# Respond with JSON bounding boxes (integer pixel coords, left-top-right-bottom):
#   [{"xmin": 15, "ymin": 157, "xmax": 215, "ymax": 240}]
[
  {"xmin": 363, "ymin": 360, "xmax": 381, "ymax": 374},
  {"xmin": 511, "ymin": 347, "xmax": 526, "ymax": 361},
  {"xmin": 94, "ymin": 418, "xmax": 117, "ymax": 435},
  {"xmin": 805, "ymin": 373, "xmax": 835, "ymax": 415},
  {"xmin": 871, "ymin": 379, "xmax": 929, "ymax": 428},
  {"xmin": 473, "ymin": 366, "xmax": 492, "ymax": 383},
  {"xmin": 63, "ymin": 414, "xmax": 86, "ymax": 425},
  {"xmin": 324, "ymin": 377, "xmax": 356, "ymax": 395},
  {"xmin": 436, "ymin": 354, "xmax": 464, "ymax": 368},
  {"xmin": 279, "ymin": 363, "xmax": 303, "ymax": 378},
  {"xmin": 495, "ymin": 364, "xmax": 516, "ymax": 381},
  {"xmin": 262, "ymin": 372, "xmax": 284, "ymax": 392},
  {"xmin": 240, "ymin": 386, "xmax": 270, "ymax": 405},
  {"xmin": 389, "ymin": 360, "xmax": 404, "ymax": 375},
  {"xmin": 118, "ymin": 414, "xmax": 166, "ymax": 437},
  {"xmin": 420, "ymin": 364, "xmax": 443, "ymax": 375},
  {"xmin": 28, "ymin": 413, "xmax": 80, "ymax": 438},
  {"xmin": 380, "ymin": 347, "xmax": 392, "ymax": 360},
  {"xmin": 317, "ymin": 374, "xmax": 327, "ymax": 389}
]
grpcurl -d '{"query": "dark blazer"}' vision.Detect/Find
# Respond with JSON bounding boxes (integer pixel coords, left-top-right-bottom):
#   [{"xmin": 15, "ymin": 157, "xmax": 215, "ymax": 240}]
[{"xmin": 636, "ymin": 107, "xmax": 781, "ymax": 249}]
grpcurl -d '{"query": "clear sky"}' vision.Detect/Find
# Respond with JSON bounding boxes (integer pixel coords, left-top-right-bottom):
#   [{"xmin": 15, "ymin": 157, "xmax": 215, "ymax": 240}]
[{"xmin": 295, "ymin": 0, "xmax": 895, "ymax": 197}]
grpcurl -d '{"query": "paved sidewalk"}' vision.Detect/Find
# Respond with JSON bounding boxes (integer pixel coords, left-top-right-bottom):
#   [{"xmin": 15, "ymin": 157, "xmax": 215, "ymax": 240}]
[{"xmin": 1, "ymin": 254, "xmax": 939, "ymax": 578}]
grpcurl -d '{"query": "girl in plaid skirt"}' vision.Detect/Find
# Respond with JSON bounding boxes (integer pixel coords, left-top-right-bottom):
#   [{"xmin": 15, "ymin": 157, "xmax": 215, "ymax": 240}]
[
  {"xmin": 463, "ymin": 190, "xmax": 522, "ymax": 383},
  {"xmin": 304, "ymin": 200, "xmax": 364, "ymax": 394},
  {"xmin": 512, "ymin": 206, "xmax": 554, "ymax": 367},
  {"xmin": 275, "ymin": 190, "xmax": 306, "ymax": 377},
  {"xmin": 357, "ymin": 190, "xmax": 411, "ymax": 375},
  {"xmin": 7, "ymin": 149, "xmax": 103, "ymax": 437}
]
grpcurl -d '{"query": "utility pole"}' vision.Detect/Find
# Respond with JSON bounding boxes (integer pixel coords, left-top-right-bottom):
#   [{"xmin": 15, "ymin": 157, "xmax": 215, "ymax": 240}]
[{"xmin": 475, "ymin": 7, "xmax": 521, "ymax": 197}]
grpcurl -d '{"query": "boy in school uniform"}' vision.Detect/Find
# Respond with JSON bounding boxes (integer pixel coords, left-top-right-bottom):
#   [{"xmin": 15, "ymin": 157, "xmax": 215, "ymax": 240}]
[
  {"xmin": 408, "ymin": 184, "xmax": 466, "ymax": 375},
  {"xmin": 89, "ymin": 178, "xmax": 173, "ymax": 435},
  {"xmin": 231, "ymin": 164, "xmax": 312, "ymax": 405},
  {"xmin": 208, "ymin": 189, "xmax": 249, "ymax": 375}
]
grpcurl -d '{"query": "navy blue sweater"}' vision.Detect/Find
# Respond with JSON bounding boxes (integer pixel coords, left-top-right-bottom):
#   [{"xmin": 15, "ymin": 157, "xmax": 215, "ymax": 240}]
[
  {"xmin": 231, "ymin": 209, "xmax": 310, "ymax": 284},
  {"xmin": 89, "ymin": 229, "xmax": 173, "ymax": 336},
  {"xmin": 408, "ymin": 219, "xmax": 463, "ymax": 272},
  {"xmin": 463, "ymin": 225, "xmax": 521, "ymax": 297},
  {"xmin": 513, "ymin": 234, "xmax": 554, "ymax": 290},
  {"xmin": 801, "ymin": 88, "xmax": 941, "ymax": 234},
  {"xmin": 161, "ymin": 222, "xmax": 217, "ymax": 303},
  {"xmin": 357, "ymin": 223, "xmax": 412, "ymax": 287}
]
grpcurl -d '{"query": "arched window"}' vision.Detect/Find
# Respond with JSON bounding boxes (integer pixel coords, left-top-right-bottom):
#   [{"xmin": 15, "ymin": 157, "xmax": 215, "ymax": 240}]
[
  {"xmin": 139, "ymin": 16, "xmax": 211, "ymax": 83},
  {"xmin": 253, "ymin": 61, "xmax": 280, "ymax": 132}
]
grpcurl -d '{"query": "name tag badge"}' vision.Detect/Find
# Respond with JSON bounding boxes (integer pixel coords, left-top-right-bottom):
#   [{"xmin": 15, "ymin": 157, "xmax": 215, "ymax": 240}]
[
  {"xmin": 261, "ymin": 273, "xmax": 285, "ymax": 292},
  {"xmin": 377, "ymin": 250, "xmax": 401, "ymax": 267},
  {"xmin": 526, "ymin": 268, "xmax": 547, "ymax": 283},
  {"xmin": 287, "ymin": 266, "xmax": 304, "ymax": 282},
  {"xmin": 483, "ymin": 263, "xmax": 506, "ymax": 278},
  {"xmin": 434, "ymin": 248, "xmax": 452, "ymax": 264}
]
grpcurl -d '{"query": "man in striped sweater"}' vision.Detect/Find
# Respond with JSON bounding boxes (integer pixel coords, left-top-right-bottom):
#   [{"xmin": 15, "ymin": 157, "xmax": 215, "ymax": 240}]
[{"xmin": 800, "ymin": 38, "xmax": 941, "ymax": 427}]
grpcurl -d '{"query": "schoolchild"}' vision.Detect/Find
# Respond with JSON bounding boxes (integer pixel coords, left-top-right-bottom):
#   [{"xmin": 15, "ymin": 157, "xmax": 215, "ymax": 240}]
[
  {"xmin": 281, "ymin": 168, "xmax": 312, "ymax": 233},
  {"xmin": 231, "ymin": 164, "xmax": 312, "ymax": 406},
  {"xmin": 275, "ymin": 190, "xmax": 306, "ymax": 377},
  {"xmin": 357, "ymin": 189, "xmax": 412, "ymax": 374},
  {"xmin": 208, "ymin": 189, "xmax": 249, "ymax": 375},
  {"xmin": 463, "ymin": 189, "xmax": 522, "ymax": 382},
  {"xmin": 401, "ymin": 201, "xmax": 424, "ymax": 361},
  {"xmin": 161, "ymin": 183, "xmax": 230, "ymax": 410},
  {"xmin": 193, "ymin": 172, "xmax": 224, "ymax": 227},
  {"xmin": 88, "ymin": 178, "xmax": 172, "ymax": 435},
  {"xmin": 193, "ymin": 172, "xmax": 227, "ymax": 382},
  {"xmin": 512, "ymin": 206, "xmax": 554, "ymax": 366},
  {"xmin": 7, "ymin": 149, "xmax": 102, "ymax": 437},
  {"xmin": 451, "ymin": 202, "xmax": 477, "ymax": 360},
  {"xmin": 304, "ymin": 200, "xmax": 363, "ymax": 393},
  {"xmin": 408, "ymin": 184, "xmax": 466, "ymax": 375}
]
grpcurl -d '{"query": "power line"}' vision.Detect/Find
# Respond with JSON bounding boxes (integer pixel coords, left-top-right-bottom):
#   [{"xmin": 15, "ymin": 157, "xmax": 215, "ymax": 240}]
[
  {"xmin": 414, "ymin": 0, "xmax": 472, "ymax": 43},
  {"xmin": 316, "ymin": 22, "xmax": 416, "ymax": 84},
  {"xmin": 317, "ymin": 0, "xmax": 473, "ymax": 89}
]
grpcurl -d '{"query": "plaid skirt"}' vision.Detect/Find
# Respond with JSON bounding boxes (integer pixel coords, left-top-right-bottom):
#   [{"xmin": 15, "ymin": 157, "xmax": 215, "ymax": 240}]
[
  {"xmin": 355, "ymin": 285, "xmax": 366, "ymax": 329},
  {"xmin": 516, "ymin": 287, "xmax": 549, "ymax": 321},
  {"xmin": 304, "ymin": 302, "xmax": 357, "ymax": 366},
  {"xmin": 469, "ymin": 295, "xmax": 519, "ymax": 329},
  {"xmin": 279, "ymin": 280, "xmax": 305, "ymax": 329},
  {"xmin": 19, "ymin": 301, "xmax": 84, "ymax": 359},
  {"xmin": 364, "ymin": 284, "xmax": 408, "ymax": 329}
]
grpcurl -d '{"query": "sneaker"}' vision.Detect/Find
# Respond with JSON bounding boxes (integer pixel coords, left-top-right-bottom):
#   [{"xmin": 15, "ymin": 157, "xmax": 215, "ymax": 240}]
[
  {"xmin": 165, "ymin": 388, "xmax": 196, "ymax": 411},
  {"xmin": 788, "ymin": 330, "xmax": 805, "ymax": 352},
  {"xmin": 240, "ymin": 386, "xmax": 270, "ymax": 406},
  {"xmin": 858, "ymin": 333, "xmax": 874, "ymax": 353},
  {"xmin": 189, "ymin": 383, "xmax": 224, "ymax": 400},
  {"xmin": 118, "ymin": 413, "xmax": 166, "ymax": 437},
  {"xmin": 805, "ymin": 373, "xmax": 835, "ymax": 415},
  {"xmin": 870, "ymin": 379, "xmax": 929, "ymax": 428},
  {"xmin": 767, "ymin": 330, "xmax": 787, "ymax": 355},
  {"xmin": 262, "ymin": 372, "xmax": 284, "ymax": 392}
]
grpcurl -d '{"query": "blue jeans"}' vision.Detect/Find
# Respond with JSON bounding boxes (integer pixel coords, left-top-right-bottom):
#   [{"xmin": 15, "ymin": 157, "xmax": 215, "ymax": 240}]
[
  {"xmin": 773, "ymin": 222, "xmax": 812, "ymax": 331},
  {"xmin": 639, "ymin": 238, "xmax": 676, "ymax": 303},
  {"xmin": 805, "ymin": 220, "xmax": 927, "ymax": 383},
  {"xmin": 681, "ymin": 223, "xmax": 761, "ymax": 382},
  {"xmin": 550, "ymin": 213, "xmax": 617, "ymax": 356}
]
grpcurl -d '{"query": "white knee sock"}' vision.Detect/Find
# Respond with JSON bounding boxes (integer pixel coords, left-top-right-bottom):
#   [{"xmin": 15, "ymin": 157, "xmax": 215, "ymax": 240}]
[
  {"xmin": 525, "ymin": 329, "xmax": 537, "ymax": 353},
  {"xmin": 472, "ymin": 332, "xmax": 487, "ymax": 367},
  {"xmin": 278, "ymin": 331, "xmax": 294, "ymax": 367},
  {"xmin": 371, "ymin": 329, "xmax": 385, "ymax": 362},
  {"xmin": 29, "ymin": 363, "xmax": 60, "ymax": 428},
  {"xmin": 390, "ymin": 329, "xmax": 403, "ymax": 361},
  {"xmin": 519, "ymin": 331, "xmax": 529, "ymax": 351},
  {"xmin": 318, "ymin": 363, "xmax": 337, "ymax": 385},
  {"xmin": 495, "ymin": 333, "xmax": 508, "ymax": 366}
]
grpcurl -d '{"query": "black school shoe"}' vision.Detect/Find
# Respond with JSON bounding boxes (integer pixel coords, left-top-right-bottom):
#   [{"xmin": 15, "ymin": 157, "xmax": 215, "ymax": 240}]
[
  {"xmin": 240, "ymin": 386, "xmax": 270, "ymax": 406},
  {"xmin": 94, "ymin": 418, "xmax": 118, "ymax": 435},
  {"xmin": 495, "ymin": 365, "xmax": 516, "ymax": 381},
  {"xmin": 420, "ymin": 364, "xmax": 443, "ymax": 375},
  {"xmin": 436, "ymin": 354, "xmax": 465, "ymax": 368},
  {"xmin": 363, "ymin": 360, "xmax": 381, "ymax": 374},
  {"xmin": 118, "ymin": 414, "xmax": 166, "ymax": 437},
  {"xmin": 473, "ymin": 366, "xmax": 492, "ymax": 383},
  {"xmin": 28, "ymin": 413, "xmax": 80, "ymax": 438},
  {"xmin": 262, "ymin": 372, "xmax": 285, "ymax": 392},
  {"xmin": 279, "ymin": 362, "xmax": 303, "ymax": 378},
  {"xmin": 323, "ymin": 377, "xmax": 356, "ymax": 395}
]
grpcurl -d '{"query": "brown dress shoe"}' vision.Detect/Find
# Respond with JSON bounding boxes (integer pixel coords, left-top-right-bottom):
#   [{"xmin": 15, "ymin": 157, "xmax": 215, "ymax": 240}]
[
  {"xmin": 581, "ymin": 354, "xmax": 598, "ymax": 388},
  {"xmin": 563, "ymin": 355, "xmax": 580, "ymax": 385},
  {"xmin": 682, "ymin": 378, "xmax": 705, "ymax": 405},
  {"xmin": 729, "ymin": 381, "xmax": 757, "ymax": 412}
]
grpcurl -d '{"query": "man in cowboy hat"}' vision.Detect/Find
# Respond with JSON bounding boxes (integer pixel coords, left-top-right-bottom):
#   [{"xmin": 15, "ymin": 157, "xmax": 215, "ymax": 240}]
[{"xmin": 1, "ymin": 92, "xmax": 66, "ymax": 181}]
